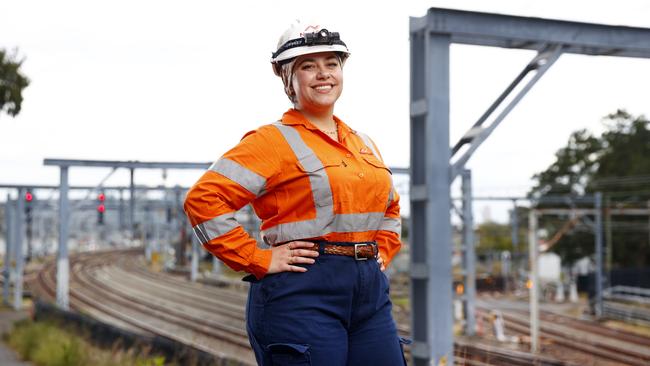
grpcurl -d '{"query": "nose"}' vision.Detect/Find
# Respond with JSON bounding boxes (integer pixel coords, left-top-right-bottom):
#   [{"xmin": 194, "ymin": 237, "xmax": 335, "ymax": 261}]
[{"xmin": 316, "ymin": 66, "xmax": 331, "ymax": 79}]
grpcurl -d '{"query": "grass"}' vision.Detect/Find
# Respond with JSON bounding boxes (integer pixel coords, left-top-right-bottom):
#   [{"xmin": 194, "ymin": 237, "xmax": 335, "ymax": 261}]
[
  {"xmin": 392, "ymin": 296, "xmax": 410, "ymax": 308},
  {"xmin": 5, "ymin": 318, "xmax": 167, "ymax": 366},
  {"xmin": 602, "ymin": 319, "xmax": 650, "ymax": 337}
]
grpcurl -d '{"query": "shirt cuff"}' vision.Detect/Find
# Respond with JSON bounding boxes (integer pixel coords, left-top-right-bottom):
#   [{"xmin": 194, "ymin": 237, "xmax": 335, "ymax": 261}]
[{"xmin": 248, "ymin": 247, "xmax": 273, "ymax": 280}]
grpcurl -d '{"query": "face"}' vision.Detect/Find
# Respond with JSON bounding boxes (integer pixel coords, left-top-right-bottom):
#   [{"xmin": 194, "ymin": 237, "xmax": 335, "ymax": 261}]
[{"xmin": 291, "ymin": 52, "xmax": 343, "ymax": 113}]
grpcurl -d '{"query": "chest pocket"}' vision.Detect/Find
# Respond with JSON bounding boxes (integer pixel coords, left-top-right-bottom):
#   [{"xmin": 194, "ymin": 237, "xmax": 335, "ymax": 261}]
[
  {"xmin": 362, "ymin": 155, "xmax": 393, "ymax": 207},
  {"xmin": 295, "ymin": 154, "xmax": 339, "ymax": 209}
]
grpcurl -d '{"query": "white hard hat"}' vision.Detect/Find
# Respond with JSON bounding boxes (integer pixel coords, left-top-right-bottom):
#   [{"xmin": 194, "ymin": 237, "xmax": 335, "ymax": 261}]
[{"xmin": 271, "ymin": 20, "xmax": 350, "ymax": 65}]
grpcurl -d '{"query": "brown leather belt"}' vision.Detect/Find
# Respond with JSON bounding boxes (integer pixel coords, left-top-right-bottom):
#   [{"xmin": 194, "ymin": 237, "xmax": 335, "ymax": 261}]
[{"xmin": 305, "ymin": 242, "xmax": 378, "ymax": 260}]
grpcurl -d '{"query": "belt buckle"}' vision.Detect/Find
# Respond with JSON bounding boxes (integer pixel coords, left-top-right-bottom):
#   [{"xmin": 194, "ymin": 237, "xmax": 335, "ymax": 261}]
[{"xmin": 354, "ymin": 243, "xmax": 368, "ymax": 261}]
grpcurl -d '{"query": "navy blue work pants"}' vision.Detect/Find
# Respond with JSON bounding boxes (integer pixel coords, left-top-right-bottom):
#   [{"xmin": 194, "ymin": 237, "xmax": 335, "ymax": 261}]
[{"xmin": 245, "ymin": 247, "xmax": 406, "ymax": 365}]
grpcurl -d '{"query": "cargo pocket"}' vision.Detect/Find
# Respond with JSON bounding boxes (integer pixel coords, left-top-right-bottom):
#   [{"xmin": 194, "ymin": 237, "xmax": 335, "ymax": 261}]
[
  {"xmin": 398, "ymin": 337, "xmax": 412, "ymax": 366},
  {"xmin": 267, "ymin": 343, "xmax": 311, "ymax": 365}
]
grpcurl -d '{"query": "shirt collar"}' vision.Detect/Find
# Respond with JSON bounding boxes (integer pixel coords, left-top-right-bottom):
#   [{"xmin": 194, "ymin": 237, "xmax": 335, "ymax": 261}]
[{"xmin": 281, "ymin": 109, "xmax": 355, "ymax": 140}]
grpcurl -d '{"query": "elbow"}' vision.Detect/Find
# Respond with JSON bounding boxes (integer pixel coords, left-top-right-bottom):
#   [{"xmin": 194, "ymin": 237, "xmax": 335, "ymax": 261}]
[{"xmin": 183, "ymin": 186, "xmax": 201, "ymax": 226}]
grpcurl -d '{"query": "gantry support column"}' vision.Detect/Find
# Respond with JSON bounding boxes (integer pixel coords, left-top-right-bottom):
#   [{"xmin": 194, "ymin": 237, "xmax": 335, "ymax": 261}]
[
  {"xmin": 409, "ymin": 20, "xmax": 453, "ymax": 365},
  {"xmin": 57, "ymin": 166, "xmax": 70, "ymax": 310},
  {"xmin": 129, "ymin": 168, "xmax": 136, "ymax": 240},
  {"xmin": 511, "ymin": 200, "xmax": 519, "ymax": 274},
  {"xmin": 191, "ymin": 235, "xmax": 199, "ymax": 282},
  {"xmin": 461, "ymin": 170, "xmax": 476, "ymax": 336},
  {"xmin": 594, "ymin": 192, "xmax": 604, "ymax": 317},
  {"xmin": 528, "ymin": 209, "xmax": 539, "ymax": 353},
  {"xmin": 13, "ymin": 188, "xmax": 25, "ymax": 310},
  {"xmin": 3, "ymin": 196, "xmax": 14, "ymax": 306}
]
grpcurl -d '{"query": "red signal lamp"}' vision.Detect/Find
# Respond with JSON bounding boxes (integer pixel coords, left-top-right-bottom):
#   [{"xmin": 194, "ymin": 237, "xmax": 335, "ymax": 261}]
[
  {"xmin": 98, "ymin": 193, "xmax": 106, "ymax": 202},
  {"xmin": 25, "ymin": 192, "xmax": 33, "ymax": 202},
  {"xmin": 97, "ymin": 204, "xmax": 106, "ymax": 213}
]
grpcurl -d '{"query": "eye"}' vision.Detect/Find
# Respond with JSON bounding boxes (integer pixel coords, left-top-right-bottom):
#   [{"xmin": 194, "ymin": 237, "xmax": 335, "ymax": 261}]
[{"xmin": 301, "ymin": 63, "xmax": 315, "ymax": 70}]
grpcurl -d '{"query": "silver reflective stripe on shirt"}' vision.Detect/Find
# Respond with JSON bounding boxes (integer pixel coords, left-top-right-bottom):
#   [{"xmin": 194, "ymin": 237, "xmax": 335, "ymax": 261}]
[
  {"xmin": 209, "ymin": 158, "xmax": 266, "ymax": 196},
  {"xmin": 330, "ymin": 212, "xmax": 384, "ymax": 233},
  {"xmin": 379, "ymin": 217, "xmax": 401, "ymax": 236},
  {"xmin": 261, "ymin": 123, "xmax": 384, "ymax": 244},
  {"xmin": 272, "ymin": 123, "xmax": 334, "ymax": 210},
  {"xmin": 193, "ymin": 212, "xmax": 239, "ymax": 245}
]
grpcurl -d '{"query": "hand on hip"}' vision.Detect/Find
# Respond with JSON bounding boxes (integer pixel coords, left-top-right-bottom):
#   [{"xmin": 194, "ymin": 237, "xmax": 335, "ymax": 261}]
[{"xmin": 267, "ymin": 241, "xmax": 319, "ymax": 274}]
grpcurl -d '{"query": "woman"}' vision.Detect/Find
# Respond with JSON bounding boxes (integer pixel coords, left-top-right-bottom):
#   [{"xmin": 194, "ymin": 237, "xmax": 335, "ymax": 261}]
[{"xmin": 184, "ymin": 20, "xmax": 405, "ymax": 365}]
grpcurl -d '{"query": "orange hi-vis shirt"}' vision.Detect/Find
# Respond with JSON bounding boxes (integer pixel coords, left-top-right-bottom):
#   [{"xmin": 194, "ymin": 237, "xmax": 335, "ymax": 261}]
[{"xmin": 184, "ymin": 109, "xmax": 401, "ymax": 279}]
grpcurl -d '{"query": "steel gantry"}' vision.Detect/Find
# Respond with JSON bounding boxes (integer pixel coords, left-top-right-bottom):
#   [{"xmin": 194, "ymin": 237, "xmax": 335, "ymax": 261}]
[
  {"xmin": 43, "ymin": 159, "xmax": 212, "ymax": 310},
  {"xmin": 409, "ymin": 7, "xmax": 650, "ymax": 365},
  {"xmin": 1, "ymin": 182, "xmax": 192, "ymax": 309}
]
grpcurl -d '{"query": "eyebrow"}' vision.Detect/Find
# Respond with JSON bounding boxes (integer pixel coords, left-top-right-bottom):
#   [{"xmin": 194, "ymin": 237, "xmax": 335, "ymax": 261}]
[{"xmin": 298, "ymin": 56, "xmax": 339, "ymax": 65}]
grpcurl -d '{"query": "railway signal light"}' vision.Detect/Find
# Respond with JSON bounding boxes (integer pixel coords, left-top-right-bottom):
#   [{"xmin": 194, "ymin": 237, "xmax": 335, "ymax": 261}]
[
  {"xmin": 25, "ymin": 190, "xmax": 34, "ymax": 262},
  {"xmin": 24, "ymin": 190, "xmax": 33, "ymax": 224},
  {"xmin": 97, "ymin": 192, "xmax": 106, "ymax": 225},
  {"xmin": 456, "ymin": 283, "xmax": 465, "ymax": 296}
]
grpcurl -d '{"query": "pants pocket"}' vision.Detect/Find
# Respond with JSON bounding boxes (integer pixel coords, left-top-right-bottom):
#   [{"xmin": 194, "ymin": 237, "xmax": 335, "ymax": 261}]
[
  {"xmin": 398, "ymin": 337, "xmax": 412, "ymax": 366},
  {"xmin": 267, "ymin": 343, "xmax": 311, "ymax": 365}
]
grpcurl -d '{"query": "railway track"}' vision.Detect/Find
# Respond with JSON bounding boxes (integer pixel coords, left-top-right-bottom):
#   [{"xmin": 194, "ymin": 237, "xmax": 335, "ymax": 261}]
[
  {"xmin": 27, "ymin": 249, "xmax": 647, "ymax": 365},
  {"xmin": 28, "ymin": 249, "xmax": 255, "ymax": 365},
  {"xmin": 476, "ymin": 300, "xmax": 650, "ymax": 365}
]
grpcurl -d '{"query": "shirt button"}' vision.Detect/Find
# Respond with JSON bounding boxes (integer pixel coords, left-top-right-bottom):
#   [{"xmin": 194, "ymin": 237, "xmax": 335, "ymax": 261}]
[
  {"xmin": 346, "ymin": 153, "xmax": 352, "ymax": 158},
  {"xmin": 358, "ymin": 172, "xmax": 364, "ymax": 178}
]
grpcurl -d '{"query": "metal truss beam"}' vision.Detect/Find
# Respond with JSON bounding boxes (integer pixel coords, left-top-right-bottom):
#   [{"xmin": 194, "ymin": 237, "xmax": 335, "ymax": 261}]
[
  {"xmin": 42, "ymin": 159, "xmax": 409, "ymax": 175},
  {"xmin": 451, "ymin": 45, "xmax": 563, "ymax": 179},
  {"xmin": 413, "ymin": 7, "xmax": 650, "ymax": 58},
  {"xmin": 0, "ymin": 184, "xmax": 191, "ymax": 192},
  {"xmin": 43, "ymin": 159, "xmax": 210, "ymax": 170}
]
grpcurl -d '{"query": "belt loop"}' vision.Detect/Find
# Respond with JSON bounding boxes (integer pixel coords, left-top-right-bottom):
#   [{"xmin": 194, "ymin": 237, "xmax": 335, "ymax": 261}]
[{"xmin": 313, "ymin": 240, "xmax": 325, "ymax": 255}]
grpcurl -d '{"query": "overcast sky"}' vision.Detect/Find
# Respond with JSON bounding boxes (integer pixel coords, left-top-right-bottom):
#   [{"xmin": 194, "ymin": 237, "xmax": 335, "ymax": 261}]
[{"xmin": 2, "ymin": 0, "xmax": 649, "ymax": 223}]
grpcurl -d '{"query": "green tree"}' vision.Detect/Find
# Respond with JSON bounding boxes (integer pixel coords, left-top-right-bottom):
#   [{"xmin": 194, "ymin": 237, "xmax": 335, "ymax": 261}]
[
  {"xmin": 529, "ymin": 110, "xmax": 650, "ymax": 267},
  {"xmin": 529, "ymin": 129, "xmax": 602, "ymax": 199},
  {"xmin": 476, "ymin": 221, "xmax": 514, "ymax": 253},
  {"xmin": 0, "ymin": 49, "xmax": 30, "ymax": 118}
]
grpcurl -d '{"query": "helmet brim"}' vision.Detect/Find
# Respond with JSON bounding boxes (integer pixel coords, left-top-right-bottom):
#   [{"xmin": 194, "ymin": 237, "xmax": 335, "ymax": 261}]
[{"xmin": 271, "ymin": 44, "xmax": 349, "ymax": 63}]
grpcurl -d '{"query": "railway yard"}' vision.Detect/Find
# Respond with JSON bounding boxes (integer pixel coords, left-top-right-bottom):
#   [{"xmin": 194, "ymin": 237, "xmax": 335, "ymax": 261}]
[{"xmin": 21, "ymin": 249, "xmax": 650, "ymax": 365}]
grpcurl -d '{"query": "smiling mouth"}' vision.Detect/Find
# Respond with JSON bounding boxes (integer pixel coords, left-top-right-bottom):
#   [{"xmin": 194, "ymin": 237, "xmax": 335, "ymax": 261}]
[{"xmin": 313, "ymin": 85, "xmax": 333, "ymax": 91}]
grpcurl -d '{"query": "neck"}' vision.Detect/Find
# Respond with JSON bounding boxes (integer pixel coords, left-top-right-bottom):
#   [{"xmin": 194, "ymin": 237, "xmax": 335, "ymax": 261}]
[{"xmin": 295, "ymin": 106, "xmax": 336, "ymax": 131}]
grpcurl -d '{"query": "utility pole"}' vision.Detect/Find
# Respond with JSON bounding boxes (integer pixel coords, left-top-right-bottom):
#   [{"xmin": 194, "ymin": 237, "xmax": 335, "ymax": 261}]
[
  {"xmin": 594, "ymin": 192, "xmax": 604, "ymax": 317},
  {"xmin": 528, "ymin": 209, "xmax": 539, "ymax": 353}
]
